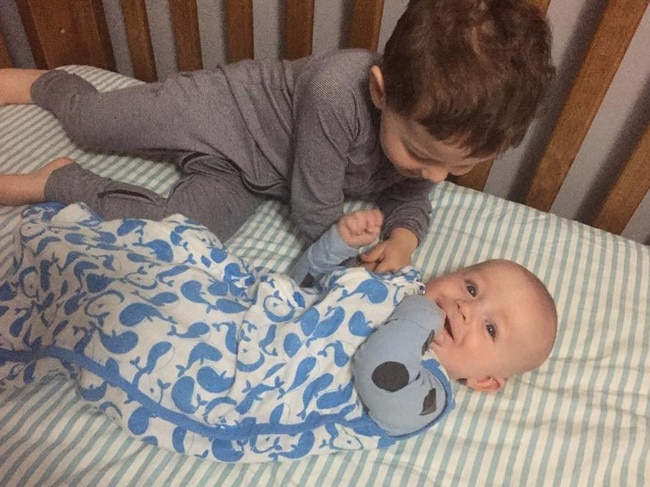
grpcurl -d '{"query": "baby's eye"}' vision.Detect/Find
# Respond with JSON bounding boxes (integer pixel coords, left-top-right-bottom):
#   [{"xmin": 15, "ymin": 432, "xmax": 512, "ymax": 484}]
[
  {"xmin": 486, "ymin": 323, "xmax": 497, "ymax": 339},
  {"xmin": 466, "ymin": 283, "xmax": 477, "ymax": 297}
]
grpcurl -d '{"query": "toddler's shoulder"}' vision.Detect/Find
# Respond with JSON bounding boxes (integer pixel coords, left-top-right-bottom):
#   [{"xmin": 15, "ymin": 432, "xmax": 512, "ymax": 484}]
[
  {"xmin": 300, "ymin": 49, "xmax": 380, "ymax": 98},
  {"xmin": 315, "ymin": 49, "xmax": 380, "ymax": 69}
]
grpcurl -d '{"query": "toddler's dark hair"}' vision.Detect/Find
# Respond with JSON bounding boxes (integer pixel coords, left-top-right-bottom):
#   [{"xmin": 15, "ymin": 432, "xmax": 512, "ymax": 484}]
[{"xmin": 381, "ymin": 0, "xmax": 555, "ymax": 157}]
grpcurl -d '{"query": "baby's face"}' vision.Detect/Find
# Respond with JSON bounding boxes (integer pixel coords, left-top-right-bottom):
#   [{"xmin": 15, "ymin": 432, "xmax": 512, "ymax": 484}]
[{"xmin": 423, "ymin": 260, "xmax": 556, "ymax": 389}]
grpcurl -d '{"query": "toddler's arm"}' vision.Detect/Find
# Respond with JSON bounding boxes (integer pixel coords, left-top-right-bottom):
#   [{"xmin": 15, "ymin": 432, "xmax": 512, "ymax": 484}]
[
  {"xmin": 352, "ymin": 294, "xmax": 452, "ymax": 436},
  {"xmin": 289, "ymin": 209, "xmax": 382, "ymax": 287},
  {"xmin": 360, "ymin": 178, "xmax": 433, "ymax": 272}
]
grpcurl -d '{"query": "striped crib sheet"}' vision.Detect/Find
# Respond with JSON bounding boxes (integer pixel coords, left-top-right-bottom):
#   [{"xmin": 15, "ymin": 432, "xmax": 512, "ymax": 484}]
[{"xmin": 0, "ymin": 66, "xmax": 648, "ymax": 487}]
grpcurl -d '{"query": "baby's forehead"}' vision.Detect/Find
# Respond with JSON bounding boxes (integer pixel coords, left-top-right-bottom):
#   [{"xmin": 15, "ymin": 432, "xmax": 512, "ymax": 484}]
[
  {"xmin": 463, "ymin": 260, "xmax": 527, "ymax": 283},
  {"xmin": 467, "ymin": 261, "xmax": 551, "ymax": 320}
]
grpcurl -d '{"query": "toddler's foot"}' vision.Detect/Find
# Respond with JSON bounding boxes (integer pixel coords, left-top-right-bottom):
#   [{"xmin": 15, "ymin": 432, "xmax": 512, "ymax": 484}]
[
  {"xmin": 0, "ymin": 68, "xmax": 47, "ymax": 106},
  {"xmin": 337, "ymin": 209, "xmax": 383, "ymax": 248},
  {"xmin": 0, "ymin": 157, "xmax": 73, "ymax": 206}
]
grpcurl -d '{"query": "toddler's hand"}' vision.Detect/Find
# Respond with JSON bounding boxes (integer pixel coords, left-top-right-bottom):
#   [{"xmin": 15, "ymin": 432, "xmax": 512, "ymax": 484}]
[
  {"xmin": 359, "ymin": 227, "xmax": 417, "ymax": 273},
  {"xmin": 337, "ymin": 209, "xmax": 383, "ymax": 248}
]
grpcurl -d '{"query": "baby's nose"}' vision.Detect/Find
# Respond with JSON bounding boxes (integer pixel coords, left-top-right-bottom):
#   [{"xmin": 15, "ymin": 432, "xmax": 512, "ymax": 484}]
[{"xmin": 457, "ymin": 300, "xmax": 473, "ymax": 323}]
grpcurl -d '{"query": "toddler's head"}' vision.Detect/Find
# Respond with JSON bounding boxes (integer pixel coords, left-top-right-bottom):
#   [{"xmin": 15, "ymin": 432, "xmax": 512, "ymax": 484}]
[
  {"xmin": 380, "ymin": 0, "xmax": 555, "ymax": 158},
  {"xmin": 424, "ymin": 259, "xmax": 557, "ymax": 392}
]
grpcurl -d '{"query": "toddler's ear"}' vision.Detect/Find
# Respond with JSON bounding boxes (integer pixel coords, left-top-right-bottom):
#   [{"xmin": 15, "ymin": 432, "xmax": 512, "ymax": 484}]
[
  {"xmin": 369, "ymin": 66, "xmax": 386, "ymax": 109},
  {"xmin": 465, "ymin": 375, "xmax": 504, "ymax": 393}
]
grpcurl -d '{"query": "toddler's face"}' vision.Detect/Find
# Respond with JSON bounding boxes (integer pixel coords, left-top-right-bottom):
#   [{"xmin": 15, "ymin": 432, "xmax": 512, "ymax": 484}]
[
  {"xmin": 423, "ymin": 260, "xmax": 555, "ymax": 391},
  {"xmin": 368, "ymin": 65, "xmax": 493, "ymax": 184},
  {"xmin": 377, "ymin": 108, "xmax": 492, "ymax": 184}
]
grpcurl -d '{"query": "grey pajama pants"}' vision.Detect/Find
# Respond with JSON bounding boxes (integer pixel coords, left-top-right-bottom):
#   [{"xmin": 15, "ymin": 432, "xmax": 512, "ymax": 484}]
[{"xmin": 34, "ymin": 70, "xmax": 268, "ymax": 241}]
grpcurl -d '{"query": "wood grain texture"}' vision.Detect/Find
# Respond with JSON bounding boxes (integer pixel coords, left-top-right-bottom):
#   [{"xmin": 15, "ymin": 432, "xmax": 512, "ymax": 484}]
[
  {"xmin": 119, "ymin": 0, "xmax": 156, "ymax": 81},
  {"xmin": 284, "ymin": 0, "xmax": 314, "ymax": 60},
  {"xmin": 591, "ymin": 122, "xmax": 650, "ymax": 234},
  {"xmin": 225, "ymin": 0, "xmax": 254, "ymax": 62},
  {"xmin": 16, "ymin": 0, "xmax": 115, "ymax": 70},
  {"xmin": 524, "ymin": 0, "xmax": 650, "ymax": 211},
  {"xmin": 349, "ymin": 0, "xmax": 384, "ymax": 50},
  {"xmin": 169, "ymin": 0, "xmax": 203, "ymax": 71}
]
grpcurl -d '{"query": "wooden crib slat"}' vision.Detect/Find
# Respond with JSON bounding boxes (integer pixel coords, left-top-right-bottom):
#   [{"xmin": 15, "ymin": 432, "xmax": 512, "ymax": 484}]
[
  {"xmin": 225, "ymin": 0, "xmax": 254, "ymax": 62},
  {"xmin": 169, "ymin": 0, "xmax": 203, "ymax": 71},
  {"xmin": 119, "ymin": 0, "xmax": 157, "ymax": 82},
  {"xmin": 284, "ymin": 0, "xmax": 315, "ymax": 60},
  {"xmin": 524, "ymin": 0, "xmax": 649, "ymax": 211},
  {"xmin": 0, "ymin": 33, "xmax": 11, "ymax": 68},
  {"xmin": 16, "ymin": 0, "xmax": 115, "ymax": 71},
  {"xmin": 349, "ymin": 0, "xmax": 384, "ymax": 51},
  {"xmin": 591, "ymin": 122, "xmax": 650, "ymax": 235}
]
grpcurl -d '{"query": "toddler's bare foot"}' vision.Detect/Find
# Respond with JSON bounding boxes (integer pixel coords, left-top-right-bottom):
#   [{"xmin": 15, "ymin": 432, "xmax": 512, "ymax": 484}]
[
  {"xmin": 337, "ymin": 209, "xmax": 383, "ymax": 248},
  {"xmin": 0, "ymin": 68, "xmax": 47, "ymax": 106},
  {"xmin": 0, "ymin": 157, "xmax": 73, "ymax": 206}
]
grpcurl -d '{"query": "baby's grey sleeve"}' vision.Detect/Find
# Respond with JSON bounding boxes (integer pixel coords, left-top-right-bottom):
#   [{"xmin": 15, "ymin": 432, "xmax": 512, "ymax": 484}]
[
  {"xmin": 352, "ymin": 294, "xmax": 448, "ymax": 436},
  {"xmin": 289, "ymin": 224, "xmax": 359, "ymax": 287}
]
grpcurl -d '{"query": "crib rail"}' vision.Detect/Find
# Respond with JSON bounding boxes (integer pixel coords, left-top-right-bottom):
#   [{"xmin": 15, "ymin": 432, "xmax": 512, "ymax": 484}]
[{"xmin": 523, "ymin": 0, "xmax": 649, "ymax": 229}]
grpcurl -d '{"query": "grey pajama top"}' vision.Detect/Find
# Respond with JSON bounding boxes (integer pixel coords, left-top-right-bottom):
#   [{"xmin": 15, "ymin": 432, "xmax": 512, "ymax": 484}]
[{"xmin": 34, "ymin": 50, "xmax": 434, "ymax": 242}]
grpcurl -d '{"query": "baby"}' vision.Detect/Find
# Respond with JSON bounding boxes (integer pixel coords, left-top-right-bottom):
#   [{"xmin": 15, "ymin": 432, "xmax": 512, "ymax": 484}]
[
  {"xmin": 292, "ymin": 209, "xmax": 557, "ymax": 435},
  {"xmin": 0, "ymin": 205, "xmax": 556, "ymax": 462}
]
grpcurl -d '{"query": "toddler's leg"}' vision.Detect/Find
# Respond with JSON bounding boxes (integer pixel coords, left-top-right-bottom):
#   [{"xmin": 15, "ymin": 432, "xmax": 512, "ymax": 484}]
[
  {"xmin": 29, "ymin": 68, "xmax": 245, "ymax": 159},
  {"xmin": 0, "ymin": 157, "xmax": 73, "ymax": 206},
  {"xmin": 337, "ymin": 209, "xmax": 383, "ymax": 248},
  {"xmin": 45, "ymin": 161, "xmax": 263, "ymax": 241},
  {"xmin": 0, "ymin": 68, "xmax": 47, "ymax": 105}
]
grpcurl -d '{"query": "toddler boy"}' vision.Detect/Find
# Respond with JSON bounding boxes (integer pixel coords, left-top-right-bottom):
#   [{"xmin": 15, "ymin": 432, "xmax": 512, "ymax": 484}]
[{"xmin": 0, "ymin": 0, "xmax": 554, "ymax": 272}]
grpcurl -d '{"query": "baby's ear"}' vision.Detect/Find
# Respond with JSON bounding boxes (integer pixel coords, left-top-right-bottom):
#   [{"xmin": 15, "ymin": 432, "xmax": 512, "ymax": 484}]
[{"xmin": 465, "ymin": 375, "xmax": 504, "ymax": 393}]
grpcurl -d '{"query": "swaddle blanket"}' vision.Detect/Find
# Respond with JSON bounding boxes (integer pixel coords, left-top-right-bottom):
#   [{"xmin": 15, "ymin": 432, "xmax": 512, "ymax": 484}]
[{"xmin": 0, "ymin": 203, "xmax": 423, "ymax": 462}]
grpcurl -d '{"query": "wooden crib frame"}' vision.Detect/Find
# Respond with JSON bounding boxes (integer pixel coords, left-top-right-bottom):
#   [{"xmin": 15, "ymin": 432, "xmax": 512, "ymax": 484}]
[{"xmin": 1, "ymin": 0, "xmax": 648, "ymax": 236}]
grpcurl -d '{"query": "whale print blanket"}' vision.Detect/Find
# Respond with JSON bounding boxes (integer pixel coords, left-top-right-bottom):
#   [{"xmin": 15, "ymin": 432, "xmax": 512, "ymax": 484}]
[{"xmin": 0, "ymin": 203, "xmax": 430, "ymax": 462}]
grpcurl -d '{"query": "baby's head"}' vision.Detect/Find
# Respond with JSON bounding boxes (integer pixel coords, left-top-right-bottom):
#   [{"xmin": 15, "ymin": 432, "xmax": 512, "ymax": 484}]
[
  {"xmin": 424, "ymin": 259, "xmax": 557, "ymax": 392},
  {"xmin": 378, "ymin": 0, "xmax": 555, "ymax": 158}
]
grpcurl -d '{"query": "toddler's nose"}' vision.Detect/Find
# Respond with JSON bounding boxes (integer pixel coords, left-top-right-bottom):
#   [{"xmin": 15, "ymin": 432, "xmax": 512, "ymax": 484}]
[{"xmin": 422, "ymin": 166, "xmax": 448, "ymax": 183}]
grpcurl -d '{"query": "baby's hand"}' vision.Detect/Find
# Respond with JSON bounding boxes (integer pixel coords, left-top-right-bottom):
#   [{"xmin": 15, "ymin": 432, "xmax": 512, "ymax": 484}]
[{"xmin": 337, "ymin": 209, "xmax": 383, "ymax": 249}]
